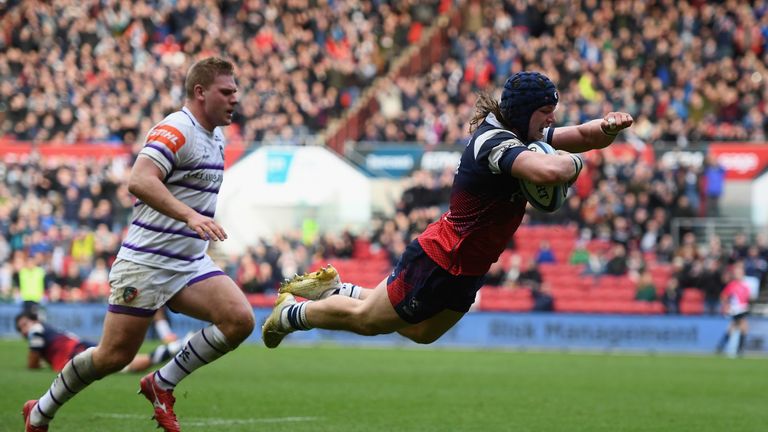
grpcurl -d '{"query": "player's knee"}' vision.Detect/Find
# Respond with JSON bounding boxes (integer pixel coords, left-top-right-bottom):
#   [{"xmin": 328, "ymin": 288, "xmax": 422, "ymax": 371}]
[
  {"xmin": 238, "ymin": 309, "xmax": 256, "ymax": 338},
  {"xmin": 219, "ymin": 305, "xmax": 255, "ymax": 344},
  {"xmin": 407, "ymin": 332, "xmax": 440, "ymax": 345},
  {"xmin": 399, "ymin": 325, "xmax": 444, "ymax": 344}
]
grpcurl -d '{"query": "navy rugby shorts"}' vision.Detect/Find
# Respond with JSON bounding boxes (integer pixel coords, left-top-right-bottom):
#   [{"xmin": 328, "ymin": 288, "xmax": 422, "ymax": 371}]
[{"xmin": 386, "ymin": 239, "xmax": 484, "ymax": 324}]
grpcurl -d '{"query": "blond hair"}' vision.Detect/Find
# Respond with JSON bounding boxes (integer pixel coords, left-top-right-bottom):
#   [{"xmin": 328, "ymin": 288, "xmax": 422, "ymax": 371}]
[
  {"xmin": 185, "ymin": 57, "xmax": 235, "ymax": 99},
  {"xmin": 469, "ymin": 92, "xmax": 511, "ymax": 133}
]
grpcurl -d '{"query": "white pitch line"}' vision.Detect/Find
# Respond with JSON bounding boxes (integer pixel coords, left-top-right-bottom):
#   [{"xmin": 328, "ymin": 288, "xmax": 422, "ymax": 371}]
[
  {"xmin": 184, "ymin": 417, "xmax": 321, "ymax": 427},
  {"xmin": 94, "ymin": 413, "xmax": 320, "ymax": 426}
]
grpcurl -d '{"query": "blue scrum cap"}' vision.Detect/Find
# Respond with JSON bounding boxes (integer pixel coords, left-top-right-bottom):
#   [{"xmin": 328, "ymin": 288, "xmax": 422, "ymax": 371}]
[{"xmin": 499, "ymin": 71, "xmax": 558, "ymax": 140}]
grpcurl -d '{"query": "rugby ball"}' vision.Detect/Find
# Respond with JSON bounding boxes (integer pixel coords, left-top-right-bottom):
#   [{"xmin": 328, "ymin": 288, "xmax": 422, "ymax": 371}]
[{"xmin": 520, "ymin": 141, "xmax": 568, "ymax": 213}]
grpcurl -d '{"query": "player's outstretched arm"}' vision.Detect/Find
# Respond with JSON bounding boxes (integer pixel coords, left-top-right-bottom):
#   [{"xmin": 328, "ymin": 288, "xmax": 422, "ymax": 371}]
[
  {"xmin": 550, "ymin": 112, "xmax": 634, "ymax": 153},
  {"xmin": 510, "ymin": 151, "xmax": 582, "ymax": 186},
  {"xmin": 27, "ymin": 350, "xmax": 42, "ymax": 369},
  {"xmin": 128, "ymin": 156, "xmax": 227, "ymax": 241}
]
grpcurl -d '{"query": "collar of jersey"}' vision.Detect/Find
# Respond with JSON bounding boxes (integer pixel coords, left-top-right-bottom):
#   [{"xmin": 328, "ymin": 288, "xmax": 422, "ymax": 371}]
[
  {"xmin": 182, "ymin": 106, "xmax": 215, "ymax": 136},
  {"xmin": 486, "ymin": 113, "xmax": 503, "ymax": 129}
]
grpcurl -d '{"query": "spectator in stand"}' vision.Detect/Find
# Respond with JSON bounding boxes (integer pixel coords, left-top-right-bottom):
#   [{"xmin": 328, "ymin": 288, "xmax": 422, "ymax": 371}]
[
  {"xmin": 677, "ymin": 255, "xmax": 704, "ymax": 293},
  {"xmin": 661, "ymin": 278, "xmax": 681, "ymax": 315},
  {"xmin": 399, "ymin": 170, "xmax": 439, "ymax": 214},
  {"xmin": 655, "ymin": 234, "xmax": 676, "ymax": 264},
  {"xmin": 531, "ymin": 283, "xmax": 555, "ymax": 312},
  {"xmin": 754, "ymin": 233, "xmax": 768, "ymax": 262},
  {"xmin": 568, "ymin": 238, "xmax": 590, "ymax": 265},
  {"xmin": 610, "ymin": 216, "xmax": 632, "ymax": 247},
  {"xmin": 703, "ymin": 154, "xmax": 726, "ymax": 217},
  {"xmin": 0, "ymin": 259, "xmax": 13, "ymax": 301},
  {"xmin": 581, "ymin": 249, "xmax": 606, "ymax": 280},
  {"xmin": 237, "ymin": 254, "xmax": 261, "ymax": 294},
  {"xmin": 83, "ymin": 257, "xmax": 110, "ymax": 301},
  {"xmin": 557, "ymin": 194, "xmax": 582, "ymax": 226},
  {"xmin": 49, "ymin": 264, "xmax": 84, "ymax": 303},
  {"xmin": 18, "ymin": 253, "xmax": 48, "ymax": 312},
  {"xmin": 483, "ymin": 261, "xmax": 507, "ymax": 287},
  {"xmin": 728, "ymin": 232, "xmax": 750, "ymax": 263},
  {"xmin": 634, "ymin": 270, "xmax": 657, "ymax": 302},
  {"xmin": 518, "ymin": 258, "xmax": 544, "ymax": 290},
  {"xmin": 700, "ymin": 258, "xmax": 725, "ymax": 316},
  {"xmin": 639, "ymin": 219, "xmax": 662, "ymax": 253},
  {"xmin": 705, "ymin": 235, "xmax": 726, "ymax": 264},
  {"xmin": 604, "ymin": 244, "xmax": 629, "ymax": 276},
  {"xmin": 625, "ymin": 249, "xmax": 647, "ymax": 282},
  {"xmin": 502, "ymin": 254, "xmax": 523, "ymax": 290},
  {"xmin": 242, "ymin": 262, "xmax": 278, "ymax": 295},
  {"xmin": 743, "ymin": 245, "xmax": 767, "ymax": 300},
  {"xmin": 670, "ymin": 195, "xmax": 697, "ymax": 232},
  {"xmin": 534, "ymin": 240, "xmax": 556, "ymax": 264}
]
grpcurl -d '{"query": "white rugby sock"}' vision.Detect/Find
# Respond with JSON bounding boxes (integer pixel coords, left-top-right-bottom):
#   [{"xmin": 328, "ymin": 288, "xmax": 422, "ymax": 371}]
[
  {"xmin": 281, "ymin": 301, "xmax": 313, "ymax": 330},
  {"xmin": 155, "ymin": 325, "xmax": 231, "ymax": 391},
  {"xmin": 154, "ymin": 319, "xmax": 175, "ymax": 341},
  {"xmin": 32, "ymin": 347, "xmax": 100, "ymax": 426},
  {"xmin": 337, "ymin": 282, "xmax": 362, "ymax": 299}
]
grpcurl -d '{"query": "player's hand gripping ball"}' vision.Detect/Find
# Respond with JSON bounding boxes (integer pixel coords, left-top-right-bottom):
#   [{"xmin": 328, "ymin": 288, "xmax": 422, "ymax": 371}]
[{"xmin": 520, "ymin": 141, "xmax": 571, "ymax": 213}]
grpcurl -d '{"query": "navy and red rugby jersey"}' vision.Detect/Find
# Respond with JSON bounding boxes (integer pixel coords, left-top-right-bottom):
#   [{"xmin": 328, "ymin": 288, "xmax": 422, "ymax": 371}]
[
  {"xmin": 417, "ymin": 113, "xmax": 554, "ymax": 276},
  {"xmin": 26, "ymin": 322, "xmax": 92, "ymax": 371}
]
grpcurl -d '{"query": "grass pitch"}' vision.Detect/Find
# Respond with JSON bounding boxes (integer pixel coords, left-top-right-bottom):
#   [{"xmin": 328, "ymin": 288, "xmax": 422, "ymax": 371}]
[{"xmin": 0, "ymin": 339, "xmax": 765, "ymax": 431}]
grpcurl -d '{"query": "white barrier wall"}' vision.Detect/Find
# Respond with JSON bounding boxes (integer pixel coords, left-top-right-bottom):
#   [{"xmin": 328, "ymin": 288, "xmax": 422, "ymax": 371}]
[
  {"xmin": 216, "ymin": 146, "xmax": 372, "ymax": 255},
  {"xmin": 752, "ymin": 171, "xmax": 768, "ymax": 226}
]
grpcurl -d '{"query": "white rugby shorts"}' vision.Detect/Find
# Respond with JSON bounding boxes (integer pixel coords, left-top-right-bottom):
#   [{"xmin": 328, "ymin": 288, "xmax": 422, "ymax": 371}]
[{"xmin": 107, "ymin": 255, "xmax": 225, "ymax": 316}]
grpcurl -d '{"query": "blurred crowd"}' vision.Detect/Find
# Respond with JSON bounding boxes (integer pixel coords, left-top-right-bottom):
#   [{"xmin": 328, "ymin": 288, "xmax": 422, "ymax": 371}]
[
  {"xmin": 0, "ymin": 153, "xmax": 132, "ymax": 303},
  {"xmin": 2, "ymin": 148, "xmax": 766, "ymax": 316},
  {"xmin": 0, "ymin": 0, "xmax": 445, "ymax": 145},
  {"xmin": 364, "ymin": 0, "xmax": 768, "ymax": 145},
  {"xmin": 3, "ymin": 0, "xmax": 768, "ymax": 149}
]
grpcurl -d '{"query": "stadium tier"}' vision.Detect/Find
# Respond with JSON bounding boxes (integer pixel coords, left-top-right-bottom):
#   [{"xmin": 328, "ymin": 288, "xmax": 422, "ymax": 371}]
[{"xmin": 1, "ymin": 1, "xmax": 766, "ymax": 147}]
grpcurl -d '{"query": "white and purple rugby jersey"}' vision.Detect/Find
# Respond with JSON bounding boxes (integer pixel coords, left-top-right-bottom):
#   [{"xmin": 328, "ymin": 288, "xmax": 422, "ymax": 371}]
[{"xmin": 117, "ymin": 107, "xmax": 225, "ymax": 271}]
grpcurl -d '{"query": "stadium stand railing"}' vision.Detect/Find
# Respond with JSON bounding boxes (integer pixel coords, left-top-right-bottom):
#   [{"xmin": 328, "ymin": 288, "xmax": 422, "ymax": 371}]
[{"xmin": 671, "ymin": 217, "xmax": 755, "ymax": 247}]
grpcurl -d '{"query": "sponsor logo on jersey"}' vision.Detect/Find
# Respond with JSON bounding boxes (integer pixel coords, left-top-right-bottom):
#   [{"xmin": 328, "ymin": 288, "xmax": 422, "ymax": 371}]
[
  {"xmin": 147, "ymin": 125, "xmax": 186, "ymax": 153},
  {"xmin": 182, "ymin": 171, "xmax": 222, "ymax": 183}
]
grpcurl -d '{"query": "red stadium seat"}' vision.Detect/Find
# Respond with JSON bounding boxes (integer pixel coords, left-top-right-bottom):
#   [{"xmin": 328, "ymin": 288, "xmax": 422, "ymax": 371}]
[
  {"xmin": 352, "ymin": 238, "xmax": 373, "ymax": 259},
  {"xmin": 247, "ymin": 293, "xmax": 278, "ymax": 307},
  {"xmin": 477, "ymin": 288, "xmax": 533, "ymax": 312},
  {"xmin": 680, "ymin": 299, "xmax": 704, "ymax": 315},
  {"xmin": 681, "ymin": 288, "xmax": 704, "ymax": 302}
]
